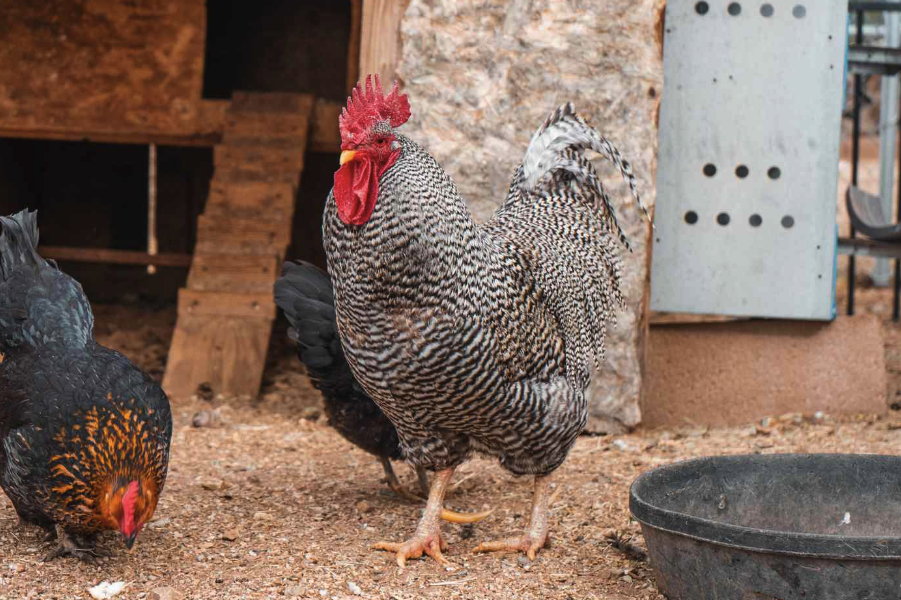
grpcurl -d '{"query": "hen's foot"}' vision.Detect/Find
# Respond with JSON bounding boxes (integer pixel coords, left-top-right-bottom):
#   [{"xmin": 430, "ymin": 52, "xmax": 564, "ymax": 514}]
[
  {"xmin": 474, "ymin": 474, "xmax": 554, "ymax": 561},
  {"xmin": 43, "ymin": 526, "xmax": 106, "ymax": 563}
]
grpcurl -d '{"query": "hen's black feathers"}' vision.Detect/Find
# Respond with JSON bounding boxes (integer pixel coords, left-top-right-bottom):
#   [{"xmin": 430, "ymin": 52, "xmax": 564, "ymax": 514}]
[
  {"xmin": 0, "ymin": 210, "xmax": 94, "ymax": 350},
  {"xmin": 0, "ymin": 210, "xmax": 172, "ymax": 544},
  {"xmin": 274, "ymin": 261, "xmax": 402, "ymax": 460}
]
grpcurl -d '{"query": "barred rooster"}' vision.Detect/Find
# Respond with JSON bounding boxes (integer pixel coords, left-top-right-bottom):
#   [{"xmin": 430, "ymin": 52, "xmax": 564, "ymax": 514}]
[
  {"xmin": 0, "ymin": 210, "xmax": 172, "ymax": 561},
  {"xmin": 323, "ymin": 76, "xmax": 649, "ymax": 567},
  {"xmin": 274, "ymin": 261, "xmax": 490, "ymax": 523}
]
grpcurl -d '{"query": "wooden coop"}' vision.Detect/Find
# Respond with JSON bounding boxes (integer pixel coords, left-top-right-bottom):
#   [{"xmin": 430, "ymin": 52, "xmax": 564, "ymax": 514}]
[{"xmin": 0, "ymin": 0, "xmax": 404, "ymax": 400}]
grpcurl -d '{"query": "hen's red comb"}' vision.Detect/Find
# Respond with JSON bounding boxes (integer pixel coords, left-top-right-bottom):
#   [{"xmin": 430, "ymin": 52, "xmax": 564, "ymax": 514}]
[{"xmin": 339, "ymin": 74, "xmax": 411, "ymax": 143}]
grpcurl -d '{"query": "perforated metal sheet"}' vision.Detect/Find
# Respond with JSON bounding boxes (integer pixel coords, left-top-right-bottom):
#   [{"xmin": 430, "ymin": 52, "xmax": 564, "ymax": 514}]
[{"xmin": 650, "ymin": 1, "xmax": 847, "ymax": 320}]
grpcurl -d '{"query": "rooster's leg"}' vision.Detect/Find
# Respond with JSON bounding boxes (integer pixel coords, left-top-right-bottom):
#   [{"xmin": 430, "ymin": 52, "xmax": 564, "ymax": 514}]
[
  {"xmin": 473, "ymin": 474, "xmax": 553, "ymax": 561},
  {"xmin": 380, "ymin": 459, "xmax": 493, "ymax": 524},
  {"xmin": 43, "ymin": 525, "xmax": 105, "ymax": 563},
  {"xmin": 372, "ymin": 467, "xmax": 455, "ymax": 569}
]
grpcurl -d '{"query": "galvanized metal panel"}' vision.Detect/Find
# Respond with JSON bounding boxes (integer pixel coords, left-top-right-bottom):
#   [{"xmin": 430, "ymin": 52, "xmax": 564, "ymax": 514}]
[{"xmin": 650, "ymin": 0, "xmax": 847, "ymax": 320}]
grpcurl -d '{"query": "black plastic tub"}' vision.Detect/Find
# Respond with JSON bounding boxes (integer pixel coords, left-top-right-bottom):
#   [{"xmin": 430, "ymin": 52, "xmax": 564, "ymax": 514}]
[{"xmin": 629, "ymin": 454, "xmax": 901, "ymax": 600}]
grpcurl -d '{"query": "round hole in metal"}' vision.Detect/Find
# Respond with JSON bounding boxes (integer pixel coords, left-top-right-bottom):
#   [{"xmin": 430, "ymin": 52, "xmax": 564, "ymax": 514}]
[
  {"xmin": 760, "ymin": 3, "xmax": 774, "ymax": 17},
  {"xmin": 703, "ymin": 163, "xmax": 717, "ymax": 177},
  {"xmin": 736, "ymin": 165, "xmax": 749, "ymax": 178},
  {"xmin": 767, "ymin": 166, "xmax": 781, "ymax": 180},
  {"xmin": 792, "ymin": 4, "xmax": 806, "ymax": 18},
  {"xmin": 717, "ymin": 212, "xmax": 731, "ymax": 226},
  {"xmin": 728, "ymin": 2, "xmax": 742, "ymax": 16},
  {"xmin": 695, "ymin": 1, "xmax": 709, "ymax": 14},
  {"xmin": 685, "ymin": 211, "xmax": 699, "ymax": 225},
  {"xmin": 749, "ymin": 214, "xmax": 762, "ymax": 227},
  {"xmin": 781, "ymin": 215, "xmax": 795, "ymax": 228}
]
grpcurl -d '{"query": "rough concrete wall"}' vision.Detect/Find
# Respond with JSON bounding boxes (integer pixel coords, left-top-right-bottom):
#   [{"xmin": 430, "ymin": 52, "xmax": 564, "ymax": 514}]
[{"xmin": 396, "ymin": 0, "xmax": 662, "ymax": 431}]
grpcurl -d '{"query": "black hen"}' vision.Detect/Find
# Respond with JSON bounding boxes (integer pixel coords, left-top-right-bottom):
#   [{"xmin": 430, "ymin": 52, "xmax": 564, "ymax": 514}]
[
  {"xmin": 0, "ymin": 210, "xmax": 172, "ymax": 561},
  {"xmin": 274, "ymin": 261, "xmax": 429, "ymax": 499}
]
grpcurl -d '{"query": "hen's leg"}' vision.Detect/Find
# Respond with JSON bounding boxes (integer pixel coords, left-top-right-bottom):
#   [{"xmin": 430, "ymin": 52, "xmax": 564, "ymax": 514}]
[
  {"xmin": 415, "ymin": 466, "xmax": 430, "ymax": 497},
  {"xmin": 381, "ymin": 457, "xmax": 426, "ymax": 503},
  {"xmin": 373, "ymin": 467, "xmax": 455, "ymax": 568},
  {"xmin": 43, "ymin": 525, "xmax": 106, "ymax": 563},
  {"xmin": 474, "ymin": 474, "xmax": 553, "ymax": 561}
]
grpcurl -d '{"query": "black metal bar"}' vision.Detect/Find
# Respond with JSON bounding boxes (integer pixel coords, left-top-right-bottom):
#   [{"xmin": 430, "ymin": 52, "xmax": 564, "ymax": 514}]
[
  {"xmin": 895, "ymin": 78, "xmax": 901, "ymax": 322},
  {"xmin": 849, "ymin": 46, "xmax": 901, "ymax": 76},
  {"xmin": 849, "ymin": 1, "xmax": 901, "ymax": 12},
  {"xmin": 849, "ymin": 12, "xmax": 864, "ymax": 316}
]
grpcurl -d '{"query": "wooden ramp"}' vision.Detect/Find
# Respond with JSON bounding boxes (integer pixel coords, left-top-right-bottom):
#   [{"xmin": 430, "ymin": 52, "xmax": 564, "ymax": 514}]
[{"xmin": 163, "ymin": 92, "xmax": 314, "ymax": 400}]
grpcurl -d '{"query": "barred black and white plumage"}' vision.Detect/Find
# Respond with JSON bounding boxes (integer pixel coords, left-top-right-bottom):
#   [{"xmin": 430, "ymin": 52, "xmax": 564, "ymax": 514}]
[{"xmin": 323, "ymin": 96, "xmax": 647, "ymax": 478}]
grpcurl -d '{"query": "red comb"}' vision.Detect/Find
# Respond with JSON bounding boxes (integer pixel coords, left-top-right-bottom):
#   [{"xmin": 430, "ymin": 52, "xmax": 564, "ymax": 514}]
[{"xmin": 339, "ymin": 75, "xmax": 411, "ymax": 144}]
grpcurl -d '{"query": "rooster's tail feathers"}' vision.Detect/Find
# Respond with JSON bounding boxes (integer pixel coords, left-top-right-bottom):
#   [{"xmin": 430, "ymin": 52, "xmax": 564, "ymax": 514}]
[{"xmin": 520, "ymin": 103, "xmax": 653, "ymax": 250}]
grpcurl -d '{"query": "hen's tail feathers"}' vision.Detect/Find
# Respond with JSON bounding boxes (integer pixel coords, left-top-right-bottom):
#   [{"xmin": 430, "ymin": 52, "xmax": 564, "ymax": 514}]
[
  {"xmin": 521, "ymin": 102, "xmax": 653, "ymax": 252},
  {"xmin": 0, "ymin": 210, "xmax": 94, "ymax": 350},
  {"xmin": 0, "ymin": 210, "xmax": 43, "ymax": 281},
  {"xmin": 274, "ymin": 261, "xmax": 354, "ymax": 391}
]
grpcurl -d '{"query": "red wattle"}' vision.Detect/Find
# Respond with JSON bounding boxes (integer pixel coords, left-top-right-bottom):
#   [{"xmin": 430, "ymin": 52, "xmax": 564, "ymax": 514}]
[{"xmin": 334, "ymin": 157, "xmax": 379, "ymax": 226}]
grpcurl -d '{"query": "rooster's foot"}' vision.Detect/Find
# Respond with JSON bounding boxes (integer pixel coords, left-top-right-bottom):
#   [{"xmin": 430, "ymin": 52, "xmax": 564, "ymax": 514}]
[
  {"xmin": 372, "ymin": 533, "xmax": 450, "ymax": 569},
  {"xmin": 473, "ymin": 531, "xmax": 548, "ymax": 561},
  {"xmin": 474, "ymin": 474, "xmax": 554, "ymax": 561}
]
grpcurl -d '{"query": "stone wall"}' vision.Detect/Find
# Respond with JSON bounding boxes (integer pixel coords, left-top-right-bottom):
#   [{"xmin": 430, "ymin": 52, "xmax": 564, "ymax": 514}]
[{"xmin": 396, "ymin": 0, "xmax": 663, "ymax": 431}]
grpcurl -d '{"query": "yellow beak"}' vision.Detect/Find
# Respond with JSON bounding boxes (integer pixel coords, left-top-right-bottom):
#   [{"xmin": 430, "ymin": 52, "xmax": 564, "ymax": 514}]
[{"xmin": 339, "ymin": 150, "xmax": 357, "ymax": 166}]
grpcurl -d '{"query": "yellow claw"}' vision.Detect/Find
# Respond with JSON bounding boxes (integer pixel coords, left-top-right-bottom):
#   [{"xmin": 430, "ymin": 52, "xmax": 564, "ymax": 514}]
[
  {"xmin": 440, "ymin": 507, "xmax": 494, "ymax": 524},
  {"xmin": 340, "ymin": 150, "xmax": 357, "ymax": 165}
]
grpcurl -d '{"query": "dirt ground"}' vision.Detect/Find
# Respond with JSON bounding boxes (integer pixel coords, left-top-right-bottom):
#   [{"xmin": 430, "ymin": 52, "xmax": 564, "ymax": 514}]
[{"xmin": 0, "ymin": 275, "xmax": 896, "ymax": 600}]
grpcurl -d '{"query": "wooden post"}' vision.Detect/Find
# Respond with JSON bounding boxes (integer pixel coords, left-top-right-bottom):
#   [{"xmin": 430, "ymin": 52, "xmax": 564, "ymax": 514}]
[{"xmin": 359, "ymin": 0, "xmax": 409, "ymax": 83}]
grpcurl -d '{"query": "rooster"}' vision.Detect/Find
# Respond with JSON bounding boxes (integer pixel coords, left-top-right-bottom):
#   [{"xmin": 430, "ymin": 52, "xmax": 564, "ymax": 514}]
[
  {"xmin": 0, "ymin": 210, "xmax": 172, "ymax": 561},
  {"xmin": 274, "ymin": 260, "xmax": 490, "ymax": 523},
  {"xmin": 322, "ymin": 76, "xmax": 649, "ymax": 567}
]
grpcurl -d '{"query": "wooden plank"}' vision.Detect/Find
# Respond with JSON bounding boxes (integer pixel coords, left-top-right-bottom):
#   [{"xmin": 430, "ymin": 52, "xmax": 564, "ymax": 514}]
[
  {"xmin": 163, "ymin": 315, "xmax": 273, "ymax": 400},
  {"xmin": 213, "ymin": 144, "xmax": 306, "ymax": 179},
  {"xmin": 205, "ymin": 180, "xmax": 297, "ymax": 220},
  {"xmin": 177, "ymin": 289, "xmax": 276, "ymax": 320},
  {"xmin": 195, "ymin": 214, "xmax": 291, "ymax": 255},
  {"xmin": 310, "ymin": 99, "xmax": 342, "ymax": 153},
  {"xmin": 39, "ymin": 246, "xmax": 192, "ymax": 267},
  {"xmin": 0, "ymin": 1, "xmax": 207, "ymax": 141},
  {"xmin": 359, "ymin": 0, "xmax": 410, "ymax": 83},
  {"xmin": 230, "ymin": 92, "xmax": 315, "ymax": 115},
  {"xmin": 223, "ymin": 95, "xmax": 314, "ymax": 144},
  {"xmin": 187, "ymin": 254, "xmax": 280, "ymax": 293}
]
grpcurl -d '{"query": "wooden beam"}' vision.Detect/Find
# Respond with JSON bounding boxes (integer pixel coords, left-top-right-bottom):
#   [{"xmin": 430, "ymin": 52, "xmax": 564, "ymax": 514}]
[
  {"xmin": 359, "ymin": 0, "xmax": 410, "ymax": 83},
  {"xmin": 39, "ymin": 246, "xmax": 192, "ymax": 267},
  {"xmin": 0, "ymin": 99, "xmax": 343, "ymax": 152}
]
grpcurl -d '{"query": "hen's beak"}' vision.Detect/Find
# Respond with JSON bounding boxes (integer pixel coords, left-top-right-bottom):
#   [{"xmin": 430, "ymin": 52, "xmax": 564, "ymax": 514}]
[
  {"xmin": 340, "ymin": 150, "xmax": 357, "ymax": 165},
  {"xmin": 123, "ymin": 531, "xmax": 137, "ymax": 550}
]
